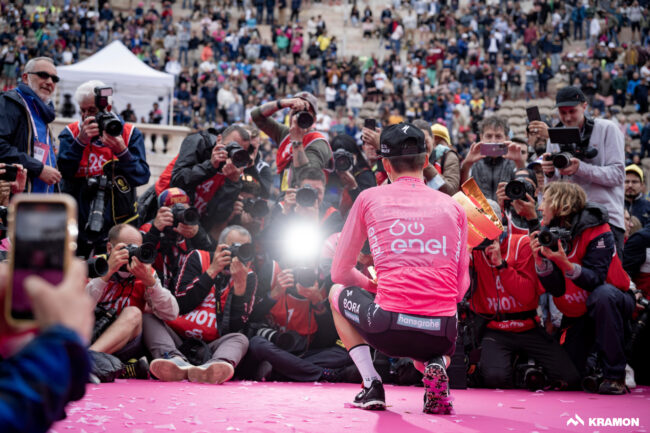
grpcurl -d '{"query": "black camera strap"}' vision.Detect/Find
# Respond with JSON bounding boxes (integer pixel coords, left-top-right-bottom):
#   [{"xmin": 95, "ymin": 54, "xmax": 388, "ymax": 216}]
[{"xmin": 494, "ymin": 310, "xmax": 537, "ymax": 322}]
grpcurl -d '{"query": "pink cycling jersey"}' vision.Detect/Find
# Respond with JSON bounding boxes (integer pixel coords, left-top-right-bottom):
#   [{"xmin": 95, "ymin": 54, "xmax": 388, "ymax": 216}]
[{"xmin": 331, "ymin": 176, "xmax": 470, "ymax": 317}]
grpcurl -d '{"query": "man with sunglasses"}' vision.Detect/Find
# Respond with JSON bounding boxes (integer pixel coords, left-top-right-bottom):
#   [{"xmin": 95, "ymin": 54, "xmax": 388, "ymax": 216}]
[{"xmin": 0, "ymin": 57, "xmax": 62, "ymax": 193}]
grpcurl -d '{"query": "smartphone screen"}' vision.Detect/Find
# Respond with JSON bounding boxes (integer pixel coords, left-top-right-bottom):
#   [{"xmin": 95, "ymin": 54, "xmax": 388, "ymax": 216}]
[
  {"xmin": 364, "ymin": 118, "xmax": 376, "ymax": 130},
  {"xmin": 526, "ymin": 107, "xmax": 541, "ymax": 122},
  {"xmin": 480, "ymin": 143, "xmax": 508, "ymax": 157},
  {"xmin": 10, "ymin": 202, "xmax": 67, "ymax": 321}
]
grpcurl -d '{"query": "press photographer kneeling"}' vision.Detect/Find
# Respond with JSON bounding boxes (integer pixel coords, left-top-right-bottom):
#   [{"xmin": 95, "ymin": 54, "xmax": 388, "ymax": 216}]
[
  {"xmin": 530, "ymin": 182, "xmax": 634, "ymax": 395},
  {"xmin": 58, "ymin": 80, "xmax": 150, "ymax": 258},
  {"xmin": 470, "ymin": 196, "xmax": 579, "ymax": 391}
]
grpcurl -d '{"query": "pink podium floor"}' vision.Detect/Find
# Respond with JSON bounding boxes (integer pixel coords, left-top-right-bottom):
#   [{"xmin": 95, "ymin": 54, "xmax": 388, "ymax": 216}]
[{"xmin": 50, "ymin": 381, "xmax": 650, "ymax": 433}]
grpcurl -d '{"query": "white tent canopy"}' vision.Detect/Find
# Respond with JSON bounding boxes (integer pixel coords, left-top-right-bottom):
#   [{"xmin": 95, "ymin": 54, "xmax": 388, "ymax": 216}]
[{"xmin": 57, "ymin": 41, "xmax": 175, "ymax": 124}]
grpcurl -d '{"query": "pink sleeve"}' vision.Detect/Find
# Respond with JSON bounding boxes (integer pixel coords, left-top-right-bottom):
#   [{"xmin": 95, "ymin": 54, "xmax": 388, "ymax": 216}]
[
  {"xmin": 331, "ymin": 194, "xmax": 373, "ymax": 291},
  {"xmin": 456, "ymin": 208, "xmax": 470, "ymax": 303}
]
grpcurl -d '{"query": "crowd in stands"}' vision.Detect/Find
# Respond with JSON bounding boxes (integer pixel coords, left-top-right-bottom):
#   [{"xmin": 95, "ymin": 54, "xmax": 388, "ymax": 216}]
[{"xmin": 1, "ymin": 0, "xmax": 650, "ymax": 429}]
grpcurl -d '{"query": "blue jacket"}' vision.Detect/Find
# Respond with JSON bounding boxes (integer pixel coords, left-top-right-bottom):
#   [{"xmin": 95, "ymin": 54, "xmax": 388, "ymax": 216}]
[
  {"xmin": 0, "ymin": 325, "xmax": 90, "ymax": 433},
  {"xmin": 626, "ymin": 194, "xmax": 650, "ymax": 227}
]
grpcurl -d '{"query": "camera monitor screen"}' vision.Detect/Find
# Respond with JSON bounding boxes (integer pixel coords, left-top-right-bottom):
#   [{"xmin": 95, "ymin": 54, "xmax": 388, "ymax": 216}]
[
  {"xmin": 11, "ymin": 202, "xmax": 67, "ymax": 320},
  {"xmin": 548, "ymin": 127, "xmax": 581, "ymax": 146}
]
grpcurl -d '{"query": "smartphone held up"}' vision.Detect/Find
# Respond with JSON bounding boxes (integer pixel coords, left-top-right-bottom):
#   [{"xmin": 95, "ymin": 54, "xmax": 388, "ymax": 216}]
[{"xmin": 4, "ymin": 194, "xmax": 77, "ymax": 327}]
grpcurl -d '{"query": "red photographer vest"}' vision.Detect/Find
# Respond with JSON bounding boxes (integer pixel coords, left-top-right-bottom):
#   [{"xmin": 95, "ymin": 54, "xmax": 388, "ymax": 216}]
[
  {"xmin": 96, "ymin": 277, "xmax": 147, "ymax": 315},
  {"xmin": 471, "ymin": 234, "xmax": 541, "ymax": 332},
  {"xmin": 65, "ymin": 121, "xmax": 135, "ymax": 178},
  {"xmin": 166, "ymin": 250, "xmax": 220, "ymax": 342},
  {"xmin": 276, "ymin": 131, "xmax": 329, "ymax": 174},
  {"xmin": 156, "ymin": 155, "xmax": 226, "ymax": 216},
  {"xmin": 554, "ymin": 224, "xmax": 630, "ymax": 318}
]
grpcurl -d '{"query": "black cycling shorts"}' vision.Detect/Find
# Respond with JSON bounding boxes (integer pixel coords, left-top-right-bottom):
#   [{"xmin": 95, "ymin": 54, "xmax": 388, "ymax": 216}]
[{"xmin": 336, "ymin": 286, "xmax": 457, "ymax": 362}]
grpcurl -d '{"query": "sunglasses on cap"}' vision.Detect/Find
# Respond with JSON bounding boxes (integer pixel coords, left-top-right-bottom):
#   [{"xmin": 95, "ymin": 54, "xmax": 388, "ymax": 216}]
[{"xmin": 28, "ymin": 71, "xmax": 60, "ymax": 83}]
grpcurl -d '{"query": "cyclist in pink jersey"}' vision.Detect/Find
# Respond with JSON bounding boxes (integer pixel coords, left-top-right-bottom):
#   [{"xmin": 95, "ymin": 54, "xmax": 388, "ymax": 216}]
[{"xmin": 329, "ymin": 123, "xmax": 469, "ymax": 414}]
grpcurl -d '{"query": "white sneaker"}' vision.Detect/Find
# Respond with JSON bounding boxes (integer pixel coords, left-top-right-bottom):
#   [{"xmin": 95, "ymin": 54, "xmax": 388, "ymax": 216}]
[
  {"xmin": 625, "ymin": 364, "xmax": 637, "ymax": 389},
  {"xmin": 187, "ymin": 360, "xmax": 235, "ymax": 384},
  {"xmin": 150, "ymin": 357, "xmax": 191, "ymax": 382}
]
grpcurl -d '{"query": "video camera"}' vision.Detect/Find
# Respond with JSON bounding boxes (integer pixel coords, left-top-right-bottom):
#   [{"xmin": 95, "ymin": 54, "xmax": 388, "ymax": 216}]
[
  {"xmin": 544, "ymin": 127, "xmax": 598, "ymax": 170},
  {"xmin": 538, "ymin": 226, "xmax": 571, "ymax": 252},
  {"xmin": 93, "ymin": 87, "xmax": 123, "ymax": 138},
  {"xmin": 505, "ymin": 178, "xmax": 536, "ymax": 201},
  {"xmin": 333, "ymin": 148, "xmax": 355, "ymax": 172}
]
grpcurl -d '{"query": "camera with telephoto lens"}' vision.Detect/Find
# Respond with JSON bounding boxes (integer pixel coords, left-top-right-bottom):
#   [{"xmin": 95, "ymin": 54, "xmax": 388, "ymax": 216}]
[
  {"xmin": 92, "ymin": 304, "xmax": 118, "ymax": 343},
  {"xmin": 227, "ymin": 242, "xmax": 254, "ymax": 264},
  {"xmin": 505, "ymin": 178, "xmax": 536, "ymax": 201},
  {"xmin": 88, "ymin": 256, "xmax": 109, "ymax": 278},
  {"xmin": 225, "ymin": 142, "xmax": 251, "ymax": 168},
  {"xmin": 93, "ymin": 86, "xmax": 123, "ymax": 138},
  {"xmin": 85, "ymin": 175, "xmax": 111, "ymax": 235},
  {"xmin": 295, "ymin": 185, "xmax": 318, "ymax": 208},
  {"xmin": 170, "ymin": 203, "xmax": 200, "ymax": 226},
  {"xmin": 296, "ymin": 111, "xmax": 314, "ymax": 129},
  {"xmin": 254, "ymin": 326, "xmax": 308, "ymax": 354},
  {"xmin": 581, "ymin": 353, "xmax": 604, "ymax": 393},
  {"xmin": 243, "ymin": 198, "xmax": 269, "ymax": 218},
  {"xmin": 0, "ymin": 164, "xmax": 18, "ymax": 182},
  {"xmin": 514, "ymin": 360, "xmax": 547, "ymax": 391},
  {"xmin": 333, "ymin": 148, "xmax": 355, "ymax": 172},
  {"xmin": 124, "ymin": 243, "xmax": 157, "ymax": 264},
  {"xmin": 538, "ymin": 226, "xmax": 571, "ymax": 252}
]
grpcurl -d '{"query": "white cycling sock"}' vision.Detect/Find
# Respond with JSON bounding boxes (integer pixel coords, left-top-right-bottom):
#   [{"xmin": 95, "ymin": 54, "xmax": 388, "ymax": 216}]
[{"xmin": 349, "ymin": 344, "xmax": 381, "ymax": 388}]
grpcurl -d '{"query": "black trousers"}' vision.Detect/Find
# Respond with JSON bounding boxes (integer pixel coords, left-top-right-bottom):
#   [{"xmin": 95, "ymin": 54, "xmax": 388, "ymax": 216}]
[
  {"xmin": 480, "ymin": 327, "xmax": 581, "ymax": 389},
  {"xmin": 236, "ymin": 336, "xmax": 352, "ymax": 382},
  {"xmin": 561, "ymin": 283, "xmax": 634, "ymax": 380}
]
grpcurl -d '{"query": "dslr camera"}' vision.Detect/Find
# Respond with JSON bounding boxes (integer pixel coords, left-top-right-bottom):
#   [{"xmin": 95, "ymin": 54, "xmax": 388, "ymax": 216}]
[
  {"xmin": 170, "ymin": 203, "xmax": 200, "ymax": 227},
  {"xmin": 295, "ymin": 185, "xmax": 318, "ymax": 208},
  {"xmin": 538, "ymin": 226, "xmax": 571, "ymax": 252},
  {"xmin": 124, "ymin": 243, "xmax": 157, "ymax": 264},
  {"xmin": 85, "ymin": 175, "xmax": 111, "ymax": 235},
  {"xmin": 296, "ymin": 110, "xmax": 314, "ymax": 129},
  {"xmin": 333, "ymin": 148, "xmax": 355, "ymax": 172},
  {"xmin": 243, "ymin": 198, "xmax": 269, "ymax": 218},
  {"xmin": 224, "ymin": 142, "xmax": 252, "ymax": 168},
  {"xmin": 544, "ymin": 127, "xmax": 598, "ymax": 170},
  {"xmin": 93, "ymin": 87, "xmax": 123, "ymax": 138},
  {"xmin": 505, "ymin": 178, "xmax": 536, "ymax": 201},
  {"xmin": 227, "ymin": 242, "xmax": 254, "ymax": 264}
]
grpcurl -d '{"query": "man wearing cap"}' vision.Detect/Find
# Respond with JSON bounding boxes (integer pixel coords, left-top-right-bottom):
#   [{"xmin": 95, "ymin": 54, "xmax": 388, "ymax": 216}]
[
  {"xmin": 532, "ymin": 85, "xmax": 626, "ymax": 254},
  {"xmin": 140, "ymin": 188, "xmax": 215, "ymax": 291},
  {"xmin": 329, "ymin": 123, "xmax": 469, "ymax": 414},
  {"xmin": 414, "ymin": 120, "xmax": 460, "ymax": 196},
  {"xmin": 625, "ymin": 164, "xmax": 650, "ymax": 227},
  {"xmin": 251, "ymin": 92, "xmax": 332, "ymax": 190}
]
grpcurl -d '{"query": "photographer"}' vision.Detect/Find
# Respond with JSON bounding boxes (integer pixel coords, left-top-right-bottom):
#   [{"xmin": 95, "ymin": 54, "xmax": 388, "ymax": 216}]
[
  {"xmin": 58, "ymin": 80, "xmax": 150, "ymax": 258},
  {"xmin": 154, "ymin": 125, "xmax": 251, "ymax": 238},
  {"xmin": 85, "ymin": 224, "xmax": 178, "ymax": 361},
  {"xmin": 325, "ymin": 134, "xmax": 376, "ymax": 214},
  {"xmin": 460, "ymin": 116, "xmax": 528, "ymax": 201},
  {"xmin": 530, "ymin": 182, "xmax": 634, "ymax": 394},
  {"xmin": 535, "ymin": 86, "xmax": 626, "ymax": 254},
  {"xmin": 251, "ymin": 92, "xmax": 333, "ymax": 189},
  {"xmin": 140, "ymin": 188, "xmax": 214, "ymax": 291},
  {"xmin": 496, "ymin": 169, "xmax": 542, "ymax": 236},
  {"xmin": 144, "ymin": 225, "xmax": 254, "ymax": 384},
  {"xmin": 469, "ymin": 200, "xmax": 579, "ymax": 390}
]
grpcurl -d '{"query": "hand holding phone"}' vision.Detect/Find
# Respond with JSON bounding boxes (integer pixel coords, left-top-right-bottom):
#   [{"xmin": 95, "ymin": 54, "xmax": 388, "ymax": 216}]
[
  {"xmin": 480, "ymin": 143, "xmax": 508, "ymax": 157},
  {"xmin": 5, "ymin": 195, "xmax": 78, "ymax": 327},
  {"xmin": 364, "ymin": 118, "xmax": 377, "ymax": 130},
  {"xmin": 526, "ymin": 106, "xmax": 541, "ymax": 122}
]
